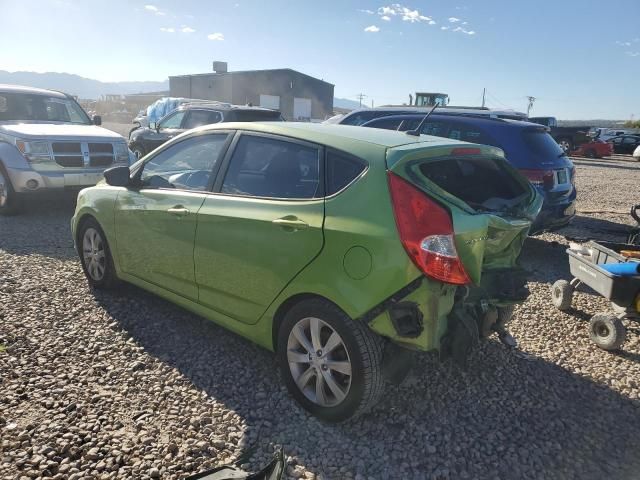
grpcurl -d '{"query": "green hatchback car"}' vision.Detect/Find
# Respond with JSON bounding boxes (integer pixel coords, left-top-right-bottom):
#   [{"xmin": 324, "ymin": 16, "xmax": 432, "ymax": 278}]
[{"xmin": 72, "ymin": 122, "xmax": 542, "ymax": 422}]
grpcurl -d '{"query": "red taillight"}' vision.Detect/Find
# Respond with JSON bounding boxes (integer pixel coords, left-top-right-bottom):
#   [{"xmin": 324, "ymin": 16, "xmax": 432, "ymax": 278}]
[
  {"xmin": 387, "ymin": 172, "xmax": 471, "ymax": 285},
  {"xmin": 520, "ymin": 169, "xmax": 554, "ymax": 189}
]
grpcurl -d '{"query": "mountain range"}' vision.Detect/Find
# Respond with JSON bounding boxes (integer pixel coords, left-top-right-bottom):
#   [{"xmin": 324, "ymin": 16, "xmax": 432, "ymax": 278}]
[{"xmin": 0, "ymin": 70, "xmax": 362, "ymax": 111}]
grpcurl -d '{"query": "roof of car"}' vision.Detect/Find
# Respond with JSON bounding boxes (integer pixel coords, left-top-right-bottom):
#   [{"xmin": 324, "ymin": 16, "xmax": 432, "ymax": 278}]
[
  {"xmin": 195, "ymin": 121, "xmax": 474, "ymax": 149},
  {"xmin": 344, "ymin": 106, "xmax": 528, "ymax": 118},
  {"xmin": 178, "ymin": 101, "xmax": 278, "ymax": 112},
  {"xmin": 0, "ymin": 84, "xmax": 68, "ymax": 98},
  {"xmin": 365, "ymin": 113, "xmax": 547, "ymax": 130}
]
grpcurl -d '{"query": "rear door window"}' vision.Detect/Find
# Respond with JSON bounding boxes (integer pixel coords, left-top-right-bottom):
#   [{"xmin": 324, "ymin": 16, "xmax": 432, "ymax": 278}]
[
  {"xmin": 446, "ymin": 122, "xmax": 496, "ymax": 145},
  {"xmin": 182, "ymin": 110, "xmax": 222, "ymax": 129},
  {"xmin": 326, "ymin": 149, "xmax": 367, "ymax": 195},
  {"xmin": 368, "ymin": 117, "xmax": 403, "ymax": 130},
  {"xmin": 159, "ymin": 110, "xmax": 186, "ymax": 129},
  {"xmin": 221, "ymin": 135, "xmax": 321, "ymax": 199},
  {"xmin": 420, "ymin": 121, "xmax": 449, "ymax": 137}
]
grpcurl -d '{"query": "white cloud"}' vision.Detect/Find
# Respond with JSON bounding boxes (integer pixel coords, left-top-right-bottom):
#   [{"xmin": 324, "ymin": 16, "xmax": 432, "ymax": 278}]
[
  {"xmin": 449, "ymin": 17, "xmax": 461, "ymax": 22},
  {"xmin": 378, "ymin": 6, "xmax": 397, "ymax": 15},
  {"xmin": 466, "ymin": 30, "xmax": 476, "ymax": 35},
  {"xmin": 160, "ymin": 27, "xmax": 175, "ymax": 33},
  {"xmin": 616, "ymin": 41, "xmax": 632, "ymax": 47},
  {"xmin": 462, "ymin": 21, "xmax": 467, "ymax": 25},
  {"xmin": 144, "ymin": 4, "xmax": 158, "ymax": 11},
  {"xmin": 359, "ymin": 9, "xmax": 375, "ymax": 14},
  {"xmin": 401, "ymin": 9, "xmax": 421, "ymax": 22},
  {"xmin": 381, "ymin": 15, "xmax": 391, "ymax": 21},
  {"xmin": 181, "ymin": 26, "xmax": 195, "ymax": 33},
  {"xmin": 626, "ymin": 51, "xmax": 640, "ymax": 57},
  {"xmin": 207, "ymin": 32, "xmax": 225, "ymax": 40},
  {"xmin": 364, "ymin": 25, "xmax": 380, "ymax": 32},
  {"xmin": 441, "ymin": 26, "xmax": 449, "ymax": 30},
  {"xmin": 428, "ymin": 20, "xmax": 436, "ymax": 25},
  {"xmin": 155, "ymin": 11, "xmax": 166, "ymax": 15}
]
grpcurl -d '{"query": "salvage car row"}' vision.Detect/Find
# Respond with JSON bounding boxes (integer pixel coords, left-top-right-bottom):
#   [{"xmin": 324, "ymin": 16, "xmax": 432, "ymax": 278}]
[{"xmin": 0, "ymin": 82, "xmax": 630, "ymax": 422}]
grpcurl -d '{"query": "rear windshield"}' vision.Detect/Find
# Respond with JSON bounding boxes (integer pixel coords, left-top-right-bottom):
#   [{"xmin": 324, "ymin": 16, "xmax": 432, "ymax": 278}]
[
  {"xmin": 418, "ymin": 157, "xmax": 528, "ymax": 212},
  {"xmin": 230, "ymin": 110, "xmax": 283, "ymax": 122},
  {"xmin": 522, "ymin": 131, "xmax": 564, "ymax": 158}
]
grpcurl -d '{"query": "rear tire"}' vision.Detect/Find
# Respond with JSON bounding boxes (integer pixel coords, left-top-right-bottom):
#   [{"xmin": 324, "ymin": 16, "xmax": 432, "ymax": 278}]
[
  {"xmin": 0, "ymin": 164, "xmax": 23, "ymax": 216},
  {"xmin": 551, "ymin": 280, "xmax": 573, "ymax": 311},
  {"xmin": 77, "ymin": 217, "xmax": 119, "ymax": 289},
  {"xmin": 585, "ymin": 149, "xmax": 596, "ymax": 159},
  {"xmin": 589, "ymin": 313, "xmax": 626, "ymax": 351},
  {"xmin": 558, "ymin": 138, "xmax": 573, "ymax": 154},
  {"xmin": 277, "ymin": 299, "xmax": 385, "ymax": 422}
]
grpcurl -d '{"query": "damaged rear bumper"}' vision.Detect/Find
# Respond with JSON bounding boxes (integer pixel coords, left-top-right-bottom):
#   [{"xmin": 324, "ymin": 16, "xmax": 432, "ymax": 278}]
[{"xmin": 365, "ymin": 268, "xmax": 529, "ymax": 360}]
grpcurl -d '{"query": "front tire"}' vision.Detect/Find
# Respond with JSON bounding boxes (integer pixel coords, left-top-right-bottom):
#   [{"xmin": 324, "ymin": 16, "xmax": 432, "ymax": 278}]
[
  {"xmin": 585, "ymin": 149, "xmax": 596, "ymax": 159},
  {"xmin": 78, "ymin": 217, "xmax": 119, "ymax": 289},
  {"xmin": 277, "ymin": 299, "xmax": 385, "ymax": 422},
  {"xmin": 558, "ymin": 138, "xmax": 573, "ymax": 154},
  {"xmin": 0, "ymin": 165, "xmax": 23, "ymax": 216}
]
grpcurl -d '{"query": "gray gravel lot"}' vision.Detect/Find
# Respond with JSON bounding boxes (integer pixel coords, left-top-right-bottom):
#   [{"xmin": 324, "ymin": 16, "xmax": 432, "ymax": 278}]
[{"xmin": 1, "ymin": 157, "xmax": 640, "ymax": 480}]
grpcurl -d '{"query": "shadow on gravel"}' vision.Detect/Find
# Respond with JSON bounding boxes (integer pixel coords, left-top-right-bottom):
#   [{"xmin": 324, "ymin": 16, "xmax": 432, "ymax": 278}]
[
  {"xmin": 92, "ymin": 285, "xmax": 640, "ymax": 480},
  {"xmin": 0, "ymin": 193, "xmax": 77, "ymax": 260}
]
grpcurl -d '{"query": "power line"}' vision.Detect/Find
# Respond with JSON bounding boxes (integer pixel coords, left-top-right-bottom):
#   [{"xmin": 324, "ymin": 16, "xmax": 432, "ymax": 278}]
[{"xmin": 355, "ymin": 93, "xmax": 367, "ymax": 108}]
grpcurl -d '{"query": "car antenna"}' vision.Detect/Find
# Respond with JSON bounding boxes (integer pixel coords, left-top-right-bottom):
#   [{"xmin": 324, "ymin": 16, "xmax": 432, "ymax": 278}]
[{"xmin": 405, "ymin": 103, "xmax": 439, "ymax": 137}]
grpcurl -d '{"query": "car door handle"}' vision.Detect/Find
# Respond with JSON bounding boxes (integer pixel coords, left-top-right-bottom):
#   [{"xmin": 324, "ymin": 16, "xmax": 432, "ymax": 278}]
[
  {"xmin": 272, "ymin": 216, "xmax": 309, "ymax": 231},
  {"xmin": 167, "ymin": 206, "xmax": 190, "ymax": 217}
]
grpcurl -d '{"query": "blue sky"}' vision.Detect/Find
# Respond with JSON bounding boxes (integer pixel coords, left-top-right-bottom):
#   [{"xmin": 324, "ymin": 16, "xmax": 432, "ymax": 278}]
[{"xmin": 1, "ymin": 0, "xmax": 639, "ymax": 119}]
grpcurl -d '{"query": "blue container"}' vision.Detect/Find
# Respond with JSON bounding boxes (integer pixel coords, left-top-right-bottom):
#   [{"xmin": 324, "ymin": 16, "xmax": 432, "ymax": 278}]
[{"xmin": 599, "ymin": 262, "xmax": 640, "ymax": 276}]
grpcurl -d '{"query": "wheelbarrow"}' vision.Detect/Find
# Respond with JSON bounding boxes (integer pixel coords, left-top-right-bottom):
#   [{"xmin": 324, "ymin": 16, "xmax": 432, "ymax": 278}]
[{"xmin": 551, "ymin": 241, "xmax": 640, "ymax": 350}]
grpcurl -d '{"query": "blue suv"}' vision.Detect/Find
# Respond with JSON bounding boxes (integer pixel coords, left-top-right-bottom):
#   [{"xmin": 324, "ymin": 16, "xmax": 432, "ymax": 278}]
[{"xmin": 362, "ymin": 114, "xmax": 576, "ymax": 233}]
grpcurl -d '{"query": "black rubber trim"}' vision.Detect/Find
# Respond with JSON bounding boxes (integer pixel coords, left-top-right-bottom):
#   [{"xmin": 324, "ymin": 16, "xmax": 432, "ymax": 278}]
[{"xmin": 361, "ymin": 277, "xmax": 424, "ymax": 325}]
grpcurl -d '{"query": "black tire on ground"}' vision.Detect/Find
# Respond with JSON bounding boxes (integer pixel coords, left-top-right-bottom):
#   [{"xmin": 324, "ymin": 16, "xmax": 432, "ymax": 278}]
[
  {"xmin": 277, "ymin": 298, "xmax": 385, "ymax": 422},
  {"xmin": 585, "ymin": 149, "xmax": 596, "ymax": 159},
  {"xmin": 497, "ymin": 305, "xmax": 515, "ymax": 326},
  {"xmin": 589, "ymin": 313, "xmax": 626, "ymax": 351},
  {"xmin": 77, "ymin": 217, "xmax": 119, "ymax": 289},
  {"xmin": 0, "ymin": 164, "xmax": 23, "ymax": 216},
  {"xmin": 551, "ymin": 280, "xmax": 573, "ymax": 311}
]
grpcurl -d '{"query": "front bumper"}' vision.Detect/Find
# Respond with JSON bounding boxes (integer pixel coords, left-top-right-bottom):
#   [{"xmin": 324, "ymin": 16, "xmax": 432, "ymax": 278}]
[{"xmin": 6, "ymin": 165, "xmax": 109, "ymax": 193}]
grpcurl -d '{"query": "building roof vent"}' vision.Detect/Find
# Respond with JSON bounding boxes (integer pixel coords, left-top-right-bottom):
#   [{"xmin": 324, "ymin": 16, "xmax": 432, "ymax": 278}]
[{"xmin": 213, "ymin": 61, "xmax": 228, "ymax": 73}]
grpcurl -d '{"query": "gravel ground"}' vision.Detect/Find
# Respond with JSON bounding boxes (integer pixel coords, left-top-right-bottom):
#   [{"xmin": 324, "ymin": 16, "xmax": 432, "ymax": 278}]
[{"xmin": 2, "ymin": 157, "xmax": 640, "ymax": 480}]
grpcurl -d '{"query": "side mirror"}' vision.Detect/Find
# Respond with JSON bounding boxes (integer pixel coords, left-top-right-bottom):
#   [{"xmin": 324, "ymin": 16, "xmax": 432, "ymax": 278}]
[
  {"xmin": 93, "ymin": 115, "xmax": 102, "ymax": 126},
  {"xmin": 103, "ymin": 165, "xmax": 131, "ymax": 187}
]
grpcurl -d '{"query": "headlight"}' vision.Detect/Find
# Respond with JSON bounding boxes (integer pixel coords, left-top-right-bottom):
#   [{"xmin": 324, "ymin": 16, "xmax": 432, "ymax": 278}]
[
  {"xmin": 15, "ymin": 140, "xmax": 53, "ymax": 163},
  {"xmin": 113, "ymin": 143, "xmax": 129, "ymax": 164}
]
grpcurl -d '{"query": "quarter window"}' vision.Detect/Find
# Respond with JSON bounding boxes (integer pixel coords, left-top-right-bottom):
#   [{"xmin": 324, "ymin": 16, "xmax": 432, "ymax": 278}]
[
  {"xmin": 221, "ymin": 135, "xmax": 320, "ymax": 199},
  {"xmin": 420, "ymin": 121, "xmax": 449, "ymax": 137},
  {"xmin": 326, "ymin": 150, "xmax": 367, "ymax": 195},
  {"xmin": 140, "ymin": 134, "xmax": 229, "ymax": 191}
]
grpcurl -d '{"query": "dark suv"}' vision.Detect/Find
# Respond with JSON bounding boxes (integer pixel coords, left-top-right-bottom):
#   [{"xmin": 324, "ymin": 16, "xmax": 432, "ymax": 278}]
[
  {"xmin": 362, "ymin": 113, "xmax": 576, "ymax": 233},
  {"xmin": 128, "ymin": 102, "xmax": 283, "ymax": 159}
]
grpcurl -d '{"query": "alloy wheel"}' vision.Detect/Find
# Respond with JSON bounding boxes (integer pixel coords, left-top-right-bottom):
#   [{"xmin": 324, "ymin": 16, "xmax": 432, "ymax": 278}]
[
  {"xmin": 82, "ymin": 227, "xmax": 106, "ymax": 281},
  {"xmin": 286, "ymin": 317, "xmax": 353, "ymax": 407},
  {"xmin": 559, "ymin": 139, "xmax": 571, "ymax": 153}
]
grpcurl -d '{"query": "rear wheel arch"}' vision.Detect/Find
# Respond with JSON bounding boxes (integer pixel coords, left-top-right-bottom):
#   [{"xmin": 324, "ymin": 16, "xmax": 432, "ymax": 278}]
[{"xmin": 271, "ymin": 293, "xmax": 350, "ymax": 350}]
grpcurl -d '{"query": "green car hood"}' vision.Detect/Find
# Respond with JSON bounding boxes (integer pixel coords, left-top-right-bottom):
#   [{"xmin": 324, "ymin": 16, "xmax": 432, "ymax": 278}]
[{"xmin": 387, "ymin": 142, "xmax": 543, "ymax": 285}]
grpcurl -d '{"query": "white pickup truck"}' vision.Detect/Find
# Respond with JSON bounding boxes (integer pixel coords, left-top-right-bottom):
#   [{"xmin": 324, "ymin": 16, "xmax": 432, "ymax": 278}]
[{"xmin": 0, "ymin": 84, "xmax": 133, "ymax": 215}]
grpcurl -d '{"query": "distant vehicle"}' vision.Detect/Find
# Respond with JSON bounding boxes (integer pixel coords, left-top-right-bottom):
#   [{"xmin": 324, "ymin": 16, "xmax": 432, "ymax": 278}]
[
  {"xmin": 591, "ymin": 127, "xmax": 635, "ymax": 141},
  {"xmin": 128, "ymin": 102, "xmax": 283, "ymax": 159},
  {"xmin": 608, "ymin": 135, "xmax": 640, "ymax": 155},
  {"xmin": 0, "ymin": 84, "xmax": 133, "ymax": 215},
  {"xmin": 329, "ymin": 106, "xmax": 528, "ymax": 127},
  {"xmin": 634, "ymin": 145, "xmax": 640, "ymax": 161},
  {"xmin": 572, "ymin": 139, "xmax": 613, "ymax": 158},
  {"xmin": 528, "ymin": 116, "xmax": 590, "ymax": 153},
  {"xmin": 362, "ymin": 113, "xmax": 576, "ymax": 233},
  {"xmin": 72, "ymin": 122, "xmax": 541, "ymax": 421}
]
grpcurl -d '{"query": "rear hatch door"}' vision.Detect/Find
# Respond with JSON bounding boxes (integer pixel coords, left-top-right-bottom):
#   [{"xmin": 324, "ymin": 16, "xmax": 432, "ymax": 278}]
[{"xmin": 387, "ymin": 141, "xmax": 542, "ymax": 284}]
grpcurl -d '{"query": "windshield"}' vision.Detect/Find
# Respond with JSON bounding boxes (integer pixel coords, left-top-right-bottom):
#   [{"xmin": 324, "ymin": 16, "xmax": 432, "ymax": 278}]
[{"xmin": 0, "ymin": 92, "xmax": 91, "ymax": 124}]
